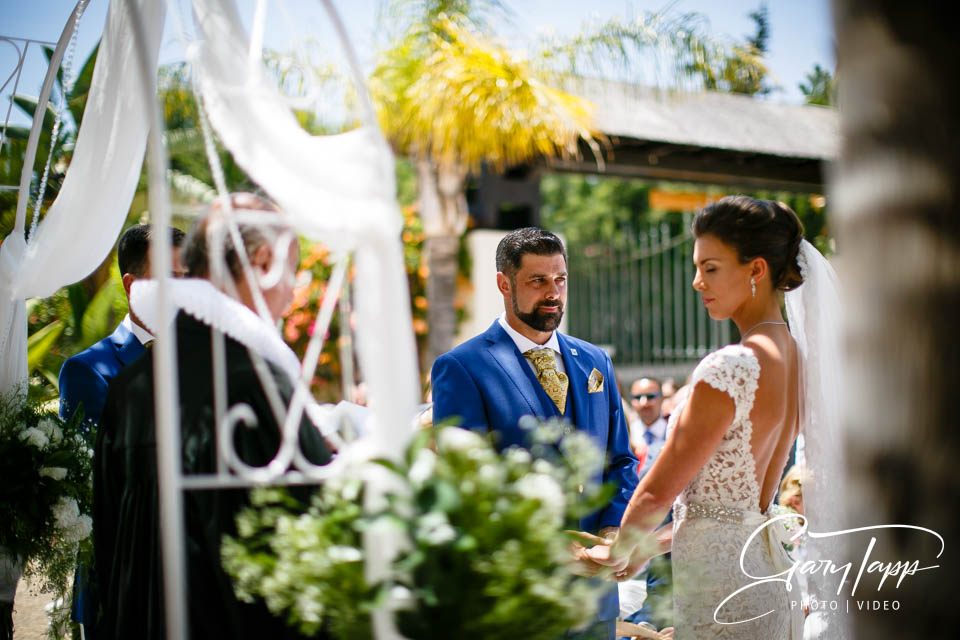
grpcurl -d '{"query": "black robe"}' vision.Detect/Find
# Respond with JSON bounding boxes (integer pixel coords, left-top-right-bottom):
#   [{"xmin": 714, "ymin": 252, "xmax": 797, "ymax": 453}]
[{"xmin": 94, "ymin": 312, "xmax": 331, "ymax": 639}]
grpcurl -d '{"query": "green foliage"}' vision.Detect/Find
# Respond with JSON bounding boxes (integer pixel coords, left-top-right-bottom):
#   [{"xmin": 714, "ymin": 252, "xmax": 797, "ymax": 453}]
[
  {"xmin": 27, "ymin": 320, "xmax": 65, "ymax": 374},
  {"xmin": 540, "ymin": 173, "xmax": 653, "ymax": 247},
  {"xmin": 78, "ymin": 264, "xmax": 126, "ymax": 350},
  {"xmin": 542, "ymin": 173, "xmax": 831, "ymax": 254},
  {"xmin": 158, "ymin": 62, "xmax": 257, "ymax": 197},
  {"xmin": 799, "ymin": 63, "xmax": 836, "ymax": 106},
  {"xmin": 25, "ymin": 261, "xmax": 128, "ymax": 401},
  {"xmin": 535, "ymin": 8, "xmax": 749, "ymax": 95},
  {"xmin": 0, "ymin": 393, "xmax": 94, "ymax": 599},
  {"xmin": 683, "ymin": 4, "xmax": 773, "ymax": 96},
  {"xmin": 222, "ymin": 421, "xmax": 618, "ymax": 640},
  {"xmin": 746, "ymin": 189, "xmax": 831, "ymax": 254}
]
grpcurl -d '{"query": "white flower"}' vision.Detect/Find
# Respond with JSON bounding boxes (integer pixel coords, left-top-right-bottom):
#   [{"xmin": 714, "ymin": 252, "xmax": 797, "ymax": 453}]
[
  {"xmin": 559, "ymin": 432, "xmax": 605, "ymax": 477},
  {"xmin": 37, "ymin": 419, "xmax": 63, "ymax": 444},
  {"xmin": 415, "ymin": 512, "xmax": 456, "ymax": 546},
  {"xmin": 39, "ymin": 467, "xmax": 68, "ymax": 481},
  {"xmin": 366, "ymin": 515, "xmax": 411, "ymax": 566},
  {"xmin": 19, "ymin": 427, "xmax": 49, "ymax": 449},
  {"xmin": 476, "ymin": 462, "xmax": 505, "ymax": 488},
  {"xmin": 52, "ymin": 497, "xmax": 92, "ymax": 543},
  {"xmin": 53, "ymin": 496, "xmax": 80, "ymax": 528},
  {"xmin": 65, "ymin": 514, "xmax": 93, "ymax": 544},
  {"xmin": 408, "ymin": 448, "xmax": 437, "ymax": 486},
  {"xmin": 436, "ymin": 427, "xmax": 487, "ymax": 454},
  {"xmin": 389, "ymin": 585, "xmax": 414, "ymax": 607},
  {"xmin": 504, "ymin": 448, "xmax": 532, "ymax": 467},
  {"xmin": 515, "ymin": 473, "xmax": 566, "ymax": 525},
  {"xmin": 325, "ymin": 545, "xmax": 363, "ymax": 563}
]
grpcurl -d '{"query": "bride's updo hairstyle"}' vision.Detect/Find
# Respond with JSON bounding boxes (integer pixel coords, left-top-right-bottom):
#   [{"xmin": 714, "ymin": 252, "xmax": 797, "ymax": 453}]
[{"xmin": 692, "ymin": 195, "xmax": 805, "ymax": 292}]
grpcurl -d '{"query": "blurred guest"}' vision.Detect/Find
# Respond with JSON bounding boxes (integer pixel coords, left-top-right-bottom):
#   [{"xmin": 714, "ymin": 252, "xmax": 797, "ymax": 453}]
[
  {"xmin": 661, "ymin": 378, "xmax": 678, "ymax": 399},
  {"xmin": 628, "ymin": 377, "xmax": 666, "ymax": 477},
  {"xmin": 94, "ymin": 194, "xmax": 331, "ymax": 640},
  {"xmin": 777, "ymin": 464, "xmax": 806, "ymax": 514}
]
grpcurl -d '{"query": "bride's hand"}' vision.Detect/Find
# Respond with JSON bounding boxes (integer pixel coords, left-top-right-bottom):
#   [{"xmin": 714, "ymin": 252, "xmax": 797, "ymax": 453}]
[
  {"xmin": 583, "ymin": 539, "xmax": 631, "ymax": 572},
  {"xmin": 613, "ymin": 546, "xmax": 652, "ymax": 582}
]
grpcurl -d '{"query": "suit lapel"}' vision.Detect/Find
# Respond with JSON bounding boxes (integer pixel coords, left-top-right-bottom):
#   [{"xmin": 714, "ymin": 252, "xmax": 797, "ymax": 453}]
[
  {"xmin": 558, "ymin": 334, "xmax": 592, "ymax": 429},
  {"xmin": 111, "ymin": 322, "xmax": 146, "ymax": 367},
  {"xmin": 484, "ymin": 322, "xmax": 547, "ymax": 416}
]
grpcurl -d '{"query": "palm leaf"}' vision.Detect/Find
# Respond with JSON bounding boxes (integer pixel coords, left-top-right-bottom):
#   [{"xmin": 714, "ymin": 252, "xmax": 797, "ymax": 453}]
[
  {"xmin": 80, "ymin": 276, "xmax": 123, "ymax": 350},
  {"xmin": 27, "ymin": 319, "xmax": 64, "ymax": 373},
  {"xmin": 68, "ymin": 42, "xmax": 100, "ymax": 126},
  {"xmin": 373, "ymin": 16, "xmax": 599, "ymax": 171}
]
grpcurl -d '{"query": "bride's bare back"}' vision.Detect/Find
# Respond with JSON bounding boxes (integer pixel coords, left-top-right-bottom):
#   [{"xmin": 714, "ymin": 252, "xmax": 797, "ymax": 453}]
[{"xmin": 742, "ymin": 329, "xmax": 800, "ymax": 511}]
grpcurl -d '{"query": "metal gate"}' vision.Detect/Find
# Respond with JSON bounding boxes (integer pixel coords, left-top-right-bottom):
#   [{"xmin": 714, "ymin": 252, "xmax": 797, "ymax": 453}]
[{"xmin": 567, "ymin": 214, "xmax": 734, "ymax": 379}]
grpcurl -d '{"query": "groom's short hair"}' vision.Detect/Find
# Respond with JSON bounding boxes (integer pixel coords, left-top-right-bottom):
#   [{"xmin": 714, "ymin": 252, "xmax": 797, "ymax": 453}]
[
  {"xmin": 117, "ymin": 224, "xmax": 186, "ymax": 277},
  {"xmin": 495, "ymin": 227, "xmax": 566, "ymax": 277}
]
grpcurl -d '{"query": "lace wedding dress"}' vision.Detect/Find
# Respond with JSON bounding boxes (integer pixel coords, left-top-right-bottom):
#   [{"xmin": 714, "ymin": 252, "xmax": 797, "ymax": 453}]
[{"xmin": 669, "ymin": 344, "xmax": 803, "ymax": 640}]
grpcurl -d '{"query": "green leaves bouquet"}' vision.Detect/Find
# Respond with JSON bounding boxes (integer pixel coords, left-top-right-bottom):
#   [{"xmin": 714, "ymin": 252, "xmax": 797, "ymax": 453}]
[{"xmin": 222, "ymin": 419, "xmax": 615, "ymax": 640}]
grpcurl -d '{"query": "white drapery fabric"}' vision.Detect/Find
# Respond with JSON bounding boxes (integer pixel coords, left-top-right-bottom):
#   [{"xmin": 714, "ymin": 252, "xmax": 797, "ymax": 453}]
[
  {"xmin": 188, "ymin": 4, "xmax": 419, "ymax": 637},
  {"xmin": 189, "ymin": 0, "xmax": 420, "ymax": 457},
  {"xmin": 0, "ymin": 0, "xmax": 165, "ymax": 395},
  {"xmin": 785, "ymin": 240, "xmax": 852, "ymax": 640}
]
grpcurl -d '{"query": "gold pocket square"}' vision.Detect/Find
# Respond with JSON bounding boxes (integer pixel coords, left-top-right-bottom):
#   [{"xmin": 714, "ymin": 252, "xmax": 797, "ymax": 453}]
[{"xmin": 587, "ymin": 368, "xmax": 604, "ymax": 393}]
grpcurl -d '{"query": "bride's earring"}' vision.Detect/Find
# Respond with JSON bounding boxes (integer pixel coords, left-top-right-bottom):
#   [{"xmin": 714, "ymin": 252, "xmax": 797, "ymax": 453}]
[{"xmin": 750, "ymin": 278, "xmax": 756, "ymax": 297}]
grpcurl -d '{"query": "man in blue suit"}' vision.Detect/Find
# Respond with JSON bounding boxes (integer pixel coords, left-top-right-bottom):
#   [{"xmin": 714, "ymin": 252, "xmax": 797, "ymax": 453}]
[
  {"xmin": 58, "ymin": 224, "xmax": 186, "ymax": 638},
  {"xmin": 431, "ymin": 227, "xmax": 638, "ymax": 640}
]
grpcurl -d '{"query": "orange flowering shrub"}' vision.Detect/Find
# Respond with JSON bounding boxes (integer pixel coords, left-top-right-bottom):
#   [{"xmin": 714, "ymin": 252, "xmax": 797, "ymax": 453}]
[{"xmin": 281, "ymin": 204, "xmax": 467, "ymax": 401}]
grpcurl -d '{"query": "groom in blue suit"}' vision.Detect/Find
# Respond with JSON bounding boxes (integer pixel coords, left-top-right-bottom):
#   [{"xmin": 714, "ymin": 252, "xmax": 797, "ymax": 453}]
[
  {"xmin": 60, "ymin": 225, "xmax": 187, "ymax": 427},
  {"xmin": 58, "ymin": 224, "xmax": 186, "ymax": 639},
  {"xmin": 432, "ymin": 227, "xmax": 638, "ymax": 640}
]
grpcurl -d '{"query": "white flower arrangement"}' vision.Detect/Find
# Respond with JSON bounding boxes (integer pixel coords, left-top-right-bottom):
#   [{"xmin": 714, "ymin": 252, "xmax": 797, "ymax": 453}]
[
  {"xmin": 1, "ymin": 393, "xmax": 94, "ymax": 624},
  {"xmin": 40, "ymin": 467, "xmax": 69, "ymax": 481},
  {"xmin": 19, "ymin": 426, "xmax": 50, "ymax": 449},
  {"xmin": 52, "ymin": 497, "xmax": 93, "ymax": 544},
  {"xmin": 222, "ymin": 422, "xmax": 613, "ymax": 640}
]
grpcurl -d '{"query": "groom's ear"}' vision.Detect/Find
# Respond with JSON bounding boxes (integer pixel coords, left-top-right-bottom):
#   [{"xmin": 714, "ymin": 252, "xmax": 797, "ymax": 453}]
[{"xmin": 496, "ymin": 272, "xmax": 512, "ymax": 298}]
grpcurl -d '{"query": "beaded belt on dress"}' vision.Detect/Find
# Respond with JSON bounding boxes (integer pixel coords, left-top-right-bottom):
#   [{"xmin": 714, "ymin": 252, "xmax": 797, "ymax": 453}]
[{"xmin": 674, "ymin": 501, "xmax": 762, "ymax": 525}]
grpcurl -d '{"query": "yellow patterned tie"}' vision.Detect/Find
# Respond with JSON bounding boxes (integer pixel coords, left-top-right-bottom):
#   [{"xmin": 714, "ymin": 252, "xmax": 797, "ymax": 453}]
[{"xmin": 525, "ymin": 348, "xmax": 568, "ymax": 414}]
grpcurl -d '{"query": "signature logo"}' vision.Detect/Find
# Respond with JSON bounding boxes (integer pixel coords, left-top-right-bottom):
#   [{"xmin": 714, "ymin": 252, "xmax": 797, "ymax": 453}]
[{"xmin": 714, "ymin": 515, "xmax": 944, "ymax": 625}]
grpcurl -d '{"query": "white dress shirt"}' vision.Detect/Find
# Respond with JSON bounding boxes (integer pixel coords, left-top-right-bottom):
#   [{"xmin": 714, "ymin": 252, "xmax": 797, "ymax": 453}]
[
  {"xmin": 497, "ymin": 312, "xmax": 566, "ymax": 376},
  {"xmin": 122, "ymin": 313, "xmax": 154, "ymax": 345}
]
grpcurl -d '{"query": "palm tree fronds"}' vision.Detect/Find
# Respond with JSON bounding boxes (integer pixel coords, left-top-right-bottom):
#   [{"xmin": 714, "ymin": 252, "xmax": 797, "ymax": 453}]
[{"xmin": 373, "ymin": 16, "xmax": 599, "ymax": 172}]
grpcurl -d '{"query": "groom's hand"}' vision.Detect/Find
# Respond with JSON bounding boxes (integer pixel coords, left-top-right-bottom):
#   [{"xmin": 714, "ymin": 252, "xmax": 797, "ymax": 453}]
[
  {"xmin": 566, "ymin": 530, "xmax": 618, "ymax": 578},
  {"xmin": 583, "ymin": 540, "xmax": 630, "ymax": 572}
]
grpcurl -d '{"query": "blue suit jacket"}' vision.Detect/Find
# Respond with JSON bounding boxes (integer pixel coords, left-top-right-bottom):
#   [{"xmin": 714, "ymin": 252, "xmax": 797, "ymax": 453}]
[
  {"xmin": 59, "ymin": 322, "xmax": 146, "ymax": 427},
  {"xmin": 431, "ymin": 321, "xmax": 638, "ymax": 621}
]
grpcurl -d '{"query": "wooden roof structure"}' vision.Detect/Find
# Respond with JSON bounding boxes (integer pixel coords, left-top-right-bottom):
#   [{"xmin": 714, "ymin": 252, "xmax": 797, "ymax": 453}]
[{"xmin": 550, "ymin": 77, "xmax": 840, "ymax": 192}]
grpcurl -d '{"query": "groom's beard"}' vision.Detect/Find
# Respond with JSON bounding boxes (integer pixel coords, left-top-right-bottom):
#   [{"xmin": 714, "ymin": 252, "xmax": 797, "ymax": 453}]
[{"xmin": 512, "ymin": 295, "xmax": 564, "ymax": 333}]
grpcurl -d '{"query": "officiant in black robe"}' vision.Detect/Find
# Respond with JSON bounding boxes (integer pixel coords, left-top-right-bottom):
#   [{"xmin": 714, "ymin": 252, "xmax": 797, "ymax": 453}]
[{"xmin": 93, "ymin": 194, "xmax": 331, "ymax": 640}]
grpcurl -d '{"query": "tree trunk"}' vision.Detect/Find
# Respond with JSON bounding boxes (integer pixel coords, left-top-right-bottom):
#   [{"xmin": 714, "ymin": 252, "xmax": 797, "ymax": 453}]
[
  {"xmin": 424, "ymin": 233, "xmax": 461, "ymax": 366},
  {"xmin": 833, "ymin": 2, "xmax": 960, "ymax": 636},
  {"xmin": 417, "ymin": 158, "xmax": 468, "ymax": 367}
]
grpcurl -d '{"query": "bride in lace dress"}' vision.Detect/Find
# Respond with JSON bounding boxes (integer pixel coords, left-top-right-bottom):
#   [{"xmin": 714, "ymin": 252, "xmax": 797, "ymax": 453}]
[{"xmin": 588, "ymin": 196, "xmax": 817, "ymax": 639}]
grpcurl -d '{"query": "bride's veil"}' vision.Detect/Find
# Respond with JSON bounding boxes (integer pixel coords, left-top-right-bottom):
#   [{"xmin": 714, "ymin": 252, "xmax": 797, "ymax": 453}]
[{"xmin": 785, "ymin": 240, "xmax": 852, "ymax": 640}]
